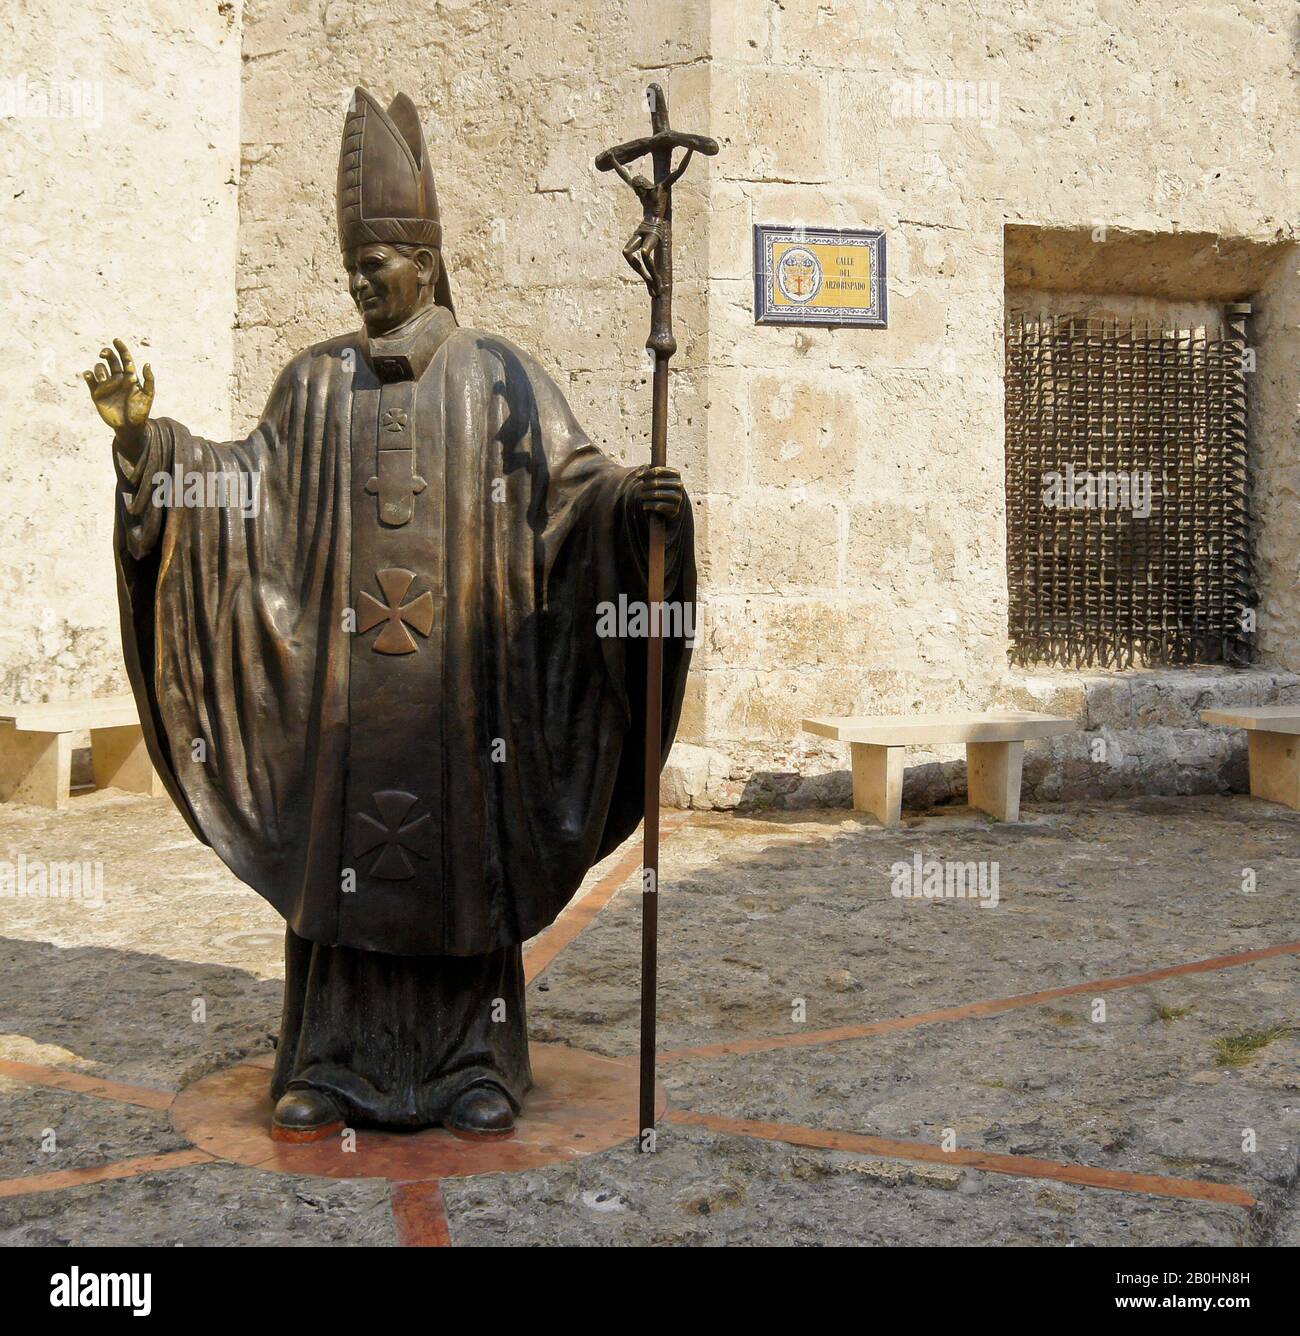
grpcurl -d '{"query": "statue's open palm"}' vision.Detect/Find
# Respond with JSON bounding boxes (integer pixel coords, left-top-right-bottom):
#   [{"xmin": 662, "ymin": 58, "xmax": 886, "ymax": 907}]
[{"xmin": 84, "ymin": 339, "xmax": 154, "ymax": 432}]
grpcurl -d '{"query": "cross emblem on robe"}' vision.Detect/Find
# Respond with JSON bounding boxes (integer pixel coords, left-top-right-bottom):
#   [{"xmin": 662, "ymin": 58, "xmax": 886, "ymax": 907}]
[
  {"xmin": 364, "ymin": 398, "xmax": 426, "ymax": 527},
  {"xmin": 353, "ymin": 789, "xmax": 433, "ymax": 880},
  {"xmin": 356, "ymin": 568, "xmax": 435, "ymax": 654}
]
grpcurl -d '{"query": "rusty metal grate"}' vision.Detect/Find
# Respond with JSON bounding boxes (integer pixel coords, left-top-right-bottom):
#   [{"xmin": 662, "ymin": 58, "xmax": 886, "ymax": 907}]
[{"xmin": 1004, "ymin": 305, "xmax": 1254, "ymax": 669}]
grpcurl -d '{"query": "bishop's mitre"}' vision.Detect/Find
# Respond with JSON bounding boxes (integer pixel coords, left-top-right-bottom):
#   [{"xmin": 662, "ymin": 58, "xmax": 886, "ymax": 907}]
[{"xmin": 337, "ymin": 87, "xmax": 454, "ymax": 313}]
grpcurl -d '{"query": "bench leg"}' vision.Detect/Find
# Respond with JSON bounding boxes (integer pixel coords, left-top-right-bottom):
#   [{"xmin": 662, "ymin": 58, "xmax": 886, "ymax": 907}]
[
  {"xmin": 851, "ymin": 743, "xmax": 904, "ymax": 826},
  {"xmin": 0, "ymin": 723, "xmax": 72, "ymax": 810},
  {"xmin": 967, "ymin": 740, "xmax": 1025, "ymax": 822},
  {"xmin": 1246, "ymin": 731, "xmax": 1300, "ymax": 810},
  {"xmin": 91, "ymin": 725, "xmax": 164, "ymax": 797}
]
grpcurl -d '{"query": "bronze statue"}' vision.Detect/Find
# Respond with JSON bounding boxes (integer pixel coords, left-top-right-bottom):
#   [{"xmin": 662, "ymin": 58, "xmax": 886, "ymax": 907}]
[{"xmin": 84, "ymin": 88, "xmax": 695, "ymax": 1142}]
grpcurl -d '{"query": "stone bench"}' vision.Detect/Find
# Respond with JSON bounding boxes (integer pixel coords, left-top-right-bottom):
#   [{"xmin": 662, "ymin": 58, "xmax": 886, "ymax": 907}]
[
  {"xmin": 0, "ymin": 696, "xmax": 164, "ymax": 811},
  {"xmin": 1200, "ymin": 706, "xmax": 1300, "ymax": 811},
  {"xmin": 802, "ymin": 711, "xmax": 1077, "ymax": 826}
]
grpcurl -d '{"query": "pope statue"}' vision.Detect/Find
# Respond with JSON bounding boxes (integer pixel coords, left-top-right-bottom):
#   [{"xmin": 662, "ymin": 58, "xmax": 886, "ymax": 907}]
[{"xmin": 83, "ymin": 89, "xmax": 694, "ymax": 1141}]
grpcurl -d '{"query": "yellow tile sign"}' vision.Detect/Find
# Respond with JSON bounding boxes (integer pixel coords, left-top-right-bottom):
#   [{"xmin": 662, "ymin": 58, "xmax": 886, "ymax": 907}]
[{"xmin": 754, "ymin": 224, "xmax": 887, "ymax": 327}]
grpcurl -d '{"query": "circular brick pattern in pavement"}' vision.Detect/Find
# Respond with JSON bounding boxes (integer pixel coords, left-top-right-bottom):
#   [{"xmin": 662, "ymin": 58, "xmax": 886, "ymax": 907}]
[{"xmin": 171, "ymin": 1043, "xmax": 664, "ymax": 1180}]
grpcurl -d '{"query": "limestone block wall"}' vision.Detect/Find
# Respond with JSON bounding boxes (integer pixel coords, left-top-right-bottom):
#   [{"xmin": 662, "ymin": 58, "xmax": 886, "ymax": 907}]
[
  {"xmin": 1018, "ymin": 667, "xmax": 1300, "ymax": 804},
  {"xmin": 688, "ymin": 0, "xmax": 1299, "ymax": 798},
  {"xmin": 1251, "ymin": 253, "xmax": 1300, "ymax": 668},
  {"xmin": 181, "ymin": 0, "xmax": 1300, "ymax": 804},
  {"xmin": 232, "ymin": 0, "xmax": 712, "ymax": 482},
  {"xmin": 5, "ymin": 0, "xmax": 1295, "ymax": 816},
  {"xmin": 0, "ymin": 0, "xmax": 242, "ymax": 702},
  {"xmin": 666, "ymin": 666, "xmax": 1300, "ymax": 810}
]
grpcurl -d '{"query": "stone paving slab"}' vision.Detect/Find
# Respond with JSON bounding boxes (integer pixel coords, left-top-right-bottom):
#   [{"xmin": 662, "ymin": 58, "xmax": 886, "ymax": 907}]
[
  {"xmin": 656, "ymin": 961, "xmax": 1299, "ymax": 1222},
  {"xmin": 530, "ymin": 798, "xmax": 1300, "ymax": 1058},
  {"xmin": 0, "ymin": 1161, "xmax": 398, "ymax": 1247},
  {"xmin": 0, "ymin": 1078, "xmax": 190, "ymax": 1178},
  {"xmin": 0, "ymin": 936, "xmax": 282, "ymax": 1090},
  {"xmin": 440, "ymin": 1122, "xmax": 1250, "ymax": 1247},
  {"xmin": 0, "ymin": 789, "xmax": 1296, "ymax": 1245}
]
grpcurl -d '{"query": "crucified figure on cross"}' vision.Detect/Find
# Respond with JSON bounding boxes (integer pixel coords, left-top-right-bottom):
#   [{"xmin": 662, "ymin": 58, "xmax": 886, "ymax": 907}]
[
  {"xmin": 610, "ymin": 147, "xmax": 694, "ymax": 296},
  {"xmin": 596, "ymin": 81, "xmax": 718, "ymax": 332}
]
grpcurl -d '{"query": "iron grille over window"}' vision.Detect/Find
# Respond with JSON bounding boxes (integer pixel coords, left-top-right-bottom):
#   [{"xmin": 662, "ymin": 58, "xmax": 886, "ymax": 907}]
[{"xmin": 1004, "ymin": 306, "xmax": 1253, "ymax": 668}]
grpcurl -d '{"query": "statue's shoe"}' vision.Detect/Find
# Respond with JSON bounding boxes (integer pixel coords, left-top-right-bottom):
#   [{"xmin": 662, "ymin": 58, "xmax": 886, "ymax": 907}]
[
  {"xmin": 271, "ymin": 1086, "xmax": 345, "ymax": 1143},
  {"xmin": 447, "ymin": 1084, "xmax": 516, "ymax": 1140}
]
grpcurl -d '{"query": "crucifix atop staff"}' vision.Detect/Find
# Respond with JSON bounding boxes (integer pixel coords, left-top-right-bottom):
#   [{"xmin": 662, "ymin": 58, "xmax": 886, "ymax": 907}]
[
  {"xmin": 597, "ymin": 83, "xmax": 718, "ymax": 350},
  {"xmin": 597, "ymin": 84, "xmax": 717, "ymax": 1151}
]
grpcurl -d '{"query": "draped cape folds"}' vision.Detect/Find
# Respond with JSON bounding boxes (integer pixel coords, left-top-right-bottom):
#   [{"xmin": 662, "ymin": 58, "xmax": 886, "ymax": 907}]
[{"xmin": 114, "ymin": 321, "xmax": 693, "ymax": 955}]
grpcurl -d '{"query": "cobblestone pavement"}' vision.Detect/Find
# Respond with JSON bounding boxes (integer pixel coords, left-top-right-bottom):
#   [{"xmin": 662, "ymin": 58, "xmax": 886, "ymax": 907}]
[{"xmin": 0, "ymin": 788, "xmax": 1296, "ymax": 1246}]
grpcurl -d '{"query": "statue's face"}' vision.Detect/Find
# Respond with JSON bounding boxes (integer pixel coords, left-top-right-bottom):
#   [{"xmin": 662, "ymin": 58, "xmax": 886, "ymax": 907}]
[{"xmin": 345, "ymin": 243, "xmax": 439, "ymax": 334}]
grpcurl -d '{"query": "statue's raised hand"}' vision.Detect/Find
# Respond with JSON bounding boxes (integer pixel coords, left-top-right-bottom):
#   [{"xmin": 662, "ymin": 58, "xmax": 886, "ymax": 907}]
[{"xmin": 83, "ymin": 339, "xmax": 154, "ymax": 438}]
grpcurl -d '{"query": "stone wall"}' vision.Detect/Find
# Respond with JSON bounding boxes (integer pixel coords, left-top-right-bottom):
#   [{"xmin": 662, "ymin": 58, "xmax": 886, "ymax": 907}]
[
  {"xmin": 5, "ymin": 0, "xmax": 1297, "ymax": 818},
  {"xmin": 685, "ymin": 0, "xmax": 1298, "ymax": 802},
  {"xmin": 1251, "ymin": 254, "xmax": 1300, "ymax": 671},
  {"xmin": 233, "ymin": 0, "xmax": 712, "ymax": 473},
  {"xmin": 665, "ymin": 667, "xmax": 1300, "ymax": 810},
  {"xmin": 0, "ymin": 0, "xmax": 242, "ymax": 702}
]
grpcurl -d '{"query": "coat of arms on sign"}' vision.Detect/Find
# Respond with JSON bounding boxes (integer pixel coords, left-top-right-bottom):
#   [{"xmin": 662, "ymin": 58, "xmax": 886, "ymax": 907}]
[{"xmin": 753, "ymin": 223, "xmax": 888, "ymax": 328}]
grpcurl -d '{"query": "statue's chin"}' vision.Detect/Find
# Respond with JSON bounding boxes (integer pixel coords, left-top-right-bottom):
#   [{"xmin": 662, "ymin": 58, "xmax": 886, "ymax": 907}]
[{"xmin": 362, "ymin": 299, "xmax": 430, "ymax": 337}]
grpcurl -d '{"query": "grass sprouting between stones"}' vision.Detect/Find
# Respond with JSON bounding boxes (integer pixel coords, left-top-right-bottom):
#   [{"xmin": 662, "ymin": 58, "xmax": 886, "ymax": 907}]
[{"xmin": 1213, "ymin": 1025, "xmax": 1292, "ymax": 1068}]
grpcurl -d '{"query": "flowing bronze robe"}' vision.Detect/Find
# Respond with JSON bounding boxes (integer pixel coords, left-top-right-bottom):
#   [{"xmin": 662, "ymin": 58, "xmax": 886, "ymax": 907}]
[{"xmin": 114, "ymin": 305, "xmax": 693, "ymax": 961}]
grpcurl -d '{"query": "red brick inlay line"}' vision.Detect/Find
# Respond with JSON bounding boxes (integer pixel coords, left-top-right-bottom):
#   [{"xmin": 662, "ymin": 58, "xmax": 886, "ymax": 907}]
[
  {"xmin": 658, "ymin": 939, "xmax": 1300, "ymax": 1064},
  {"xmin": 0, "ymin": 1058, "xmax": 175, "ymax": 1110},
  {"xmin": 391, "ymin": 1179, "xmax": 453, "ymax": 1246},
  {"xmin": 523, "ymin": 814, "xmax": 690, "ymax": 985},
  {"xmin": 667, "ymin": 1109, "xmax": 1257, "ymax": 1208},
  {"xmin": 0, "ymin": 1149, "xmax": 215, "ymax": 1199}
]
